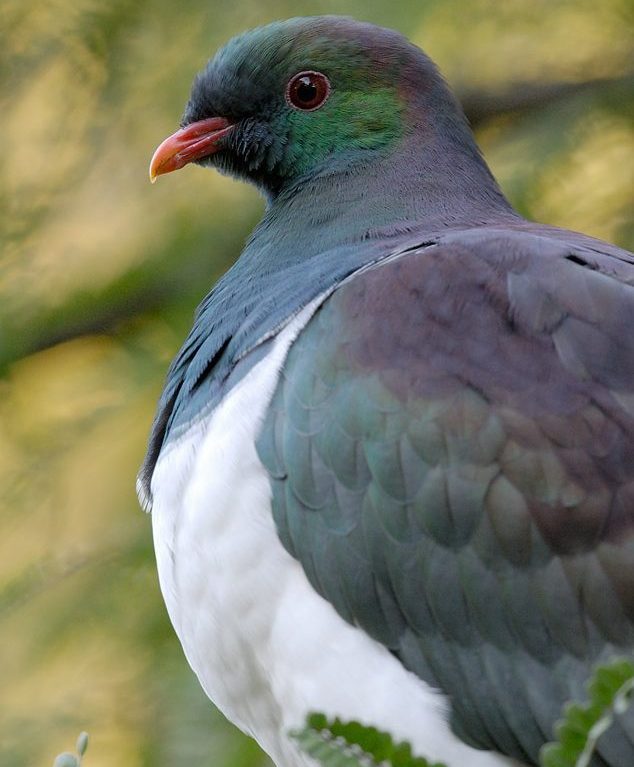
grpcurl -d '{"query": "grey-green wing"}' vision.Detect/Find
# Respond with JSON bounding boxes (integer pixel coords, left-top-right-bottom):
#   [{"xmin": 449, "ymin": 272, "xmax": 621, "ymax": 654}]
[{"xmin": 257, "ymin": 228, "xmax": 634, "ymax": 766}]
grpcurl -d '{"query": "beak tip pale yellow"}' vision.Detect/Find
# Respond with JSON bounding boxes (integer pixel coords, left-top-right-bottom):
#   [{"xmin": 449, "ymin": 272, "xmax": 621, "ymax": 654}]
[{"xmin": 148, "ymin": 117, "xmax": 233, "ymax": 184}]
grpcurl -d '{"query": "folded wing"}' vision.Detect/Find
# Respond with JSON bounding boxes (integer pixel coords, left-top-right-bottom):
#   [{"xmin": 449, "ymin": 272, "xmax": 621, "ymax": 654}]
[{"xmin": 257, "ymin": 226, "xmax": 634, "ymax": 766}]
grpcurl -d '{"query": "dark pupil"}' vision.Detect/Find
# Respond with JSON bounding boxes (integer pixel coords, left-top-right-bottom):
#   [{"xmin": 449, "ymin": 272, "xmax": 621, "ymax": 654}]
[{"xmin": 296, "ymin": 77, "xmax": 317, "ymax": 103}]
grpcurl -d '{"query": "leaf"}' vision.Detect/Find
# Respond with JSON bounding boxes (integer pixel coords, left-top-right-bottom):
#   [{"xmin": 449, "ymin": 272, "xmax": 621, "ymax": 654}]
[
  {"xmin": 540, "ymin": 658, "xmax": 634, "ymax": 767},
  {"xmin": 291, "ymin": 713, "xmax": 446, "ymax": 767},
  {"xmin": 52, "ymin": 754, "xmax": 79, "ymax": 767},
  {"xmin": 76, "ymin": 732, "xmax": 89, "ymax": 757}
]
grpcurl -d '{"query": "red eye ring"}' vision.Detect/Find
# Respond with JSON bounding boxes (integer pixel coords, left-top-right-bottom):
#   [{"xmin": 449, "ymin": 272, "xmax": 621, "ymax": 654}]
[{"xmin": 286, "ymin": 71, "xmax": 331, "ymax": 111}]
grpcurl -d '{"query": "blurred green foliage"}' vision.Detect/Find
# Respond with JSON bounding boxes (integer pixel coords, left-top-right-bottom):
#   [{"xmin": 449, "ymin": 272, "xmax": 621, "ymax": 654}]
[{"xmin": 1, "ymin": 1, "xmax": 632, "ymax": 765}]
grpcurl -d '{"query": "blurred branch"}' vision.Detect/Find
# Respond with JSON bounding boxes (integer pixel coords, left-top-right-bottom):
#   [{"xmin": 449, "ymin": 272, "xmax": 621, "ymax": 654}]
[
  {"xmin": 0, "ymin": 549, "xmax": 121, "ymax": 616},
  {"xmin": 0, "ymin": 225, "xmax": 239, "ymax": 368},
  {"xmin": 1, "ymin": 264, "xmax": 178, "ymax": 369},
  {"xmin": 461, "ymin": 72, "xmax": 634, "ymax": 126},
  {"xmin": 4, "ymin": 74, "xmax": 632, "ymax": 367}
]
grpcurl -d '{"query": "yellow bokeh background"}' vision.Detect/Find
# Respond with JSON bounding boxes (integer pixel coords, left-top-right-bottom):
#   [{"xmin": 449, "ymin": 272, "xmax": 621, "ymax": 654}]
[{"xmin": 1, "ymin": 1, "xmax": 632, "ymax": 765}]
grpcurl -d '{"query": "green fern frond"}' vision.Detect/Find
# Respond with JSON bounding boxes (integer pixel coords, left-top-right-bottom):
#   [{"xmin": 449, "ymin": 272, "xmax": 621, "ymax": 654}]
[
  {"xmin": 290, "ymin": 713, "xmax": 446, "ymax": 767},
  {"xmin": 540, "ymin": 658, "xmax": 634, "ymax": 767}
]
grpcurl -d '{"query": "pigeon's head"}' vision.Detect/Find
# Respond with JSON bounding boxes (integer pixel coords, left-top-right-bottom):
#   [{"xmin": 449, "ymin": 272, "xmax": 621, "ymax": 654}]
[{"xmin": 150, "ymin": 16, "xmax": 462, "ymax": 197}]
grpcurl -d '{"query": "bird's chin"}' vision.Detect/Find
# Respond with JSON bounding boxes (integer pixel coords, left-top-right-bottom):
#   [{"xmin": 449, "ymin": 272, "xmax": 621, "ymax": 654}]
[
  {"xmin": 195, "ymin": 154, "xmax": 222, "ymax": 170},
  {"xmin": 201, "ymin": 152, "xmax": 241, "ymax": 179},
  {"xmin": 202, "ymin": 152, "xmax": 271, "ymax": 194}
]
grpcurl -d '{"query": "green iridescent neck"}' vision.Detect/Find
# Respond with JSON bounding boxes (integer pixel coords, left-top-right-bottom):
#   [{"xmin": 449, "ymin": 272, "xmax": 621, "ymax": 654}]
[{"xmin": 279, "ymin": 86, "xmax": 404, "ymax": 179}]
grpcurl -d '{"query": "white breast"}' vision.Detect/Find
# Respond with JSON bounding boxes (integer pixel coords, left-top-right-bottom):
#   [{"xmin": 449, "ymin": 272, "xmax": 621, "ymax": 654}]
[{"xmin": 150, "ymin": 299, "xmax": 522, "ymax": 767}]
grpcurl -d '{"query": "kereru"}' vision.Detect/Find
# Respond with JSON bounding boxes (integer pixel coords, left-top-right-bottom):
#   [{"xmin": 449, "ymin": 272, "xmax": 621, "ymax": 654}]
[{"xmin": 140, "ymin": 16, "xmax": 634, "ymax": 767}]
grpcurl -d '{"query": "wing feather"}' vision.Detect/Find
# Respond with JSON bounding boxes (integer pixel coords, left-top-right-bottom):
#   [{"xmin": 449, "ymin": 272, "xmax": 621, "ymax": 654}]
[{"xmin": 257, "ymin": 227, "xmax": 634, "ymax": 765}]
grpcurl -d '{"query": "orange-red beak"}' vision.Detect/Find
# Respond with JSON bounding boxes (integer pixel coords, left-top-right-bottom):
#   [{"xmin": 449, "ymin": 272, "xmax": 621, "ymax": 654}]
[{"xmin": 149, "ymin": 117, "xmax": 234, "ymax": 182}]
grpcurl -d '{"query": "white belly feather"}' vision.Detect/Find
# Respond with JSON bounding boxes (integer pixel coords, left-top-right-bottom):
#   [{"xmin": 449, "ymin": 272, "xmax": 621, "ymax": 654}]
[{"xmin": 150, "ymin": 299, "xmax": 521, "ymax": 767}]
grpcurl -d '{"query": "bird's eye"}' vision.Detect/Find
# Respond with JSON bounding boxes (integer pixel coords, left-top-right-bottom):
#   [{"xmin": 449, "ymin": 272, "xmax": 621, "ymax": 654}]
[{"xmin": 286, "ymin": 71, "xmax": 331, "ymax": 111}]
